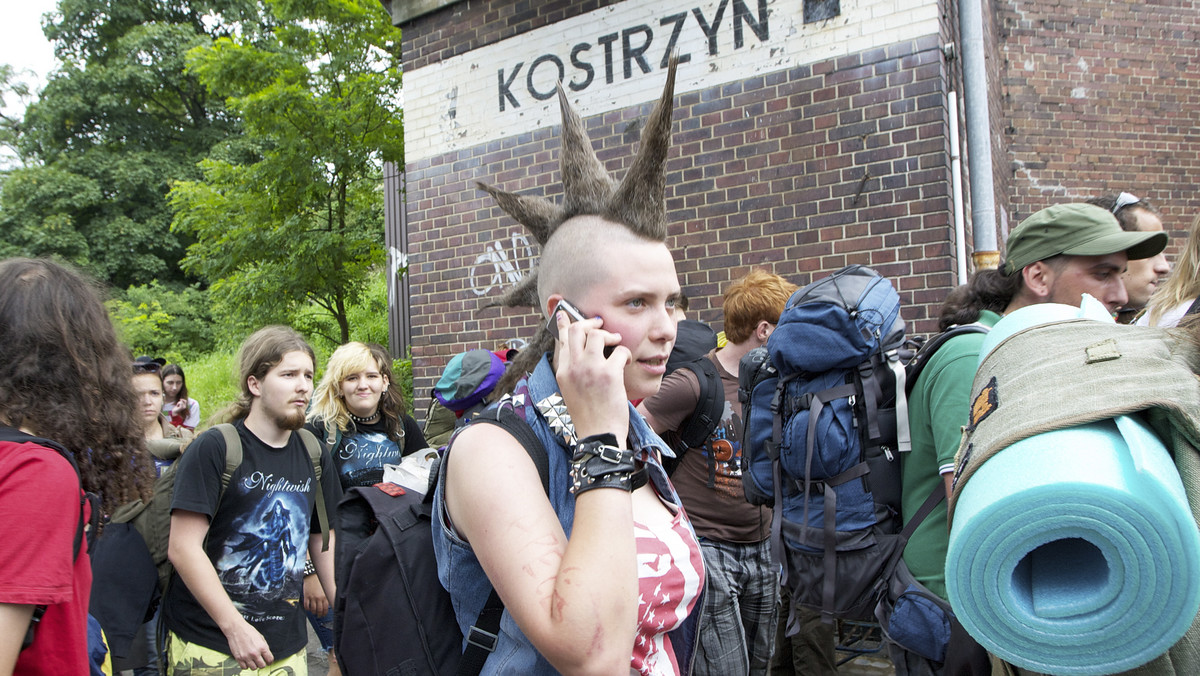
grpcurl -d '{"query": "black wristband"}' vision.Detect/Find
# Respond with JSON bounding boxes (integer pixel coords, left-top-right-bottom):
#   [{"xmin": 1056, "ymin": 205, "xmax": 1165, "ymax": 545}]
[
  {"xmin": 570, "ymin": 434, "xmax": 646, "ymax": 495},
  {"xmin": 304, "ymin": 558, "xmax": 316, "ymax": 577}
]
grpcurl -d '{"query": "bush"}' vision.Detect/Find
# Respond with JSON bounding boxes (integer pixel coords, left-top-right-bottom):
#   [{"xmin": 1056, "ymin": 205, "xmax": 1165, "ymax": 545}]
[{"xmin": 107, "ymin": 282, "xmax": 217, "ymax": 361}]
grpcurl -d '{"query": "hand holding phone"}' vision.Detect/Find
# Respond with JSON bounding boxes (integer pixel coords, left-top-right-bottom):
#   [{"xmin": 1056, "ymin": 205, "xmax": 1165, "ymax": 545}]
[
  {"xmin": 547, "ymin": 298, "xmax": 586, "ymax": 340},
  {"xmin": 548, "ymin": 299, "xmax": 615, "ymax": 357}
]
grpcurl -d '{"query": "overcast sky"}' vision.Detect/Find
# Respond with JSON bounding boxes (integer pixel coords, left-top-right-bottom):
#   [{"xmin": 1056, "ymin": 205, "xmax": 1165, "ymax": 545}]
[{"xmin": 1, "ymin": 0, "xmax": 60, "ymax": 121}]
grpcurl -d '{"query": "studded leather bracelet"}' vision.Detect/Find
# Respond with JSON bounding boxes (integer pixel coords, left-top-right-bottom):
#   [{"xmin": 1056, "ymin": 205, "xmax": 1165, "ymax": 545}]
[{"xmin": 569, "ymin": 433, "xmax": 647, "ymax": 495}]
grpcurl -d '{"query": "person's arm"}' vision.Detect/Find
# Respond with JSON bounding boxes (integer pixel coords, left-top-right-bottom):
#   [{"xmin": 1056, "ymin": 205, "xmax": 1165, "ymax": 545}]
[
  {"xmin": 184, "ymin": 399, "xmax": 200, "ymax": 429},
  {"xmin": 444, "ymin": 315, "xmax": 637, "ymax": 675},
  {"xmin": 168, "ymin": 510, "xmax": 274, "ymax": 669},
  {"xmin": 926, "ymin": 349, "xmax": 981, "ymax": 488},
  {"xmin": 302, "ymin": 571, "xmax": 328, "ymax": 616},
  {"xmin": 0, "ymin": 603, "xmax": 34, "ymax": 676},
  {"xmin": 309, "ymin": 531, "xmax": 337, "ymax": 608},
  {"xmin": 635, "ymin": 369, "xmax": 699, "ymax": 435}
]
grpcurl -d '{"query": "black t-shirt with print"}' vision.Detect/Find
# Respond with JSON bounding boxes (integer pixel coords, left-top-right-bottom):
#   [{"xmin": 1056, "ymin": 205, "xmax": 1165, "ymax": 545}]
[
  {"xmin": 162, "ymin": 419, "xmax": 343, "ymax": 658},
  {"xmin": 307, "ymin": 414, "xmax": 428, "ymax": 490}
]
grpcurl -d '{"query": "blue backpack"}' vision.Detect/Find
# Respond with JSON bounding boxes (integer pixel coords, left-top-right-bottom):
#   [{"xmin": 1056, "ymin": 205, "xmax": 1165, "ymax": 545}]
[{"xmin": 739, "ymin": 264, "xmax": 908, "ymax": 629}]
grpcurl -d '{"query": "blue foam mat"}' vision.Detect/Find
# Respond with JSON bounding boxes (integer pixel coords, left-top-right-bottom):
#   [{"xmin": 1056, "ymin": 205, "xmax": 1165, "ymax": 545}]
[{"xmin": 947, "ymin": 415, "xmax": 1200, "ymax": 674}]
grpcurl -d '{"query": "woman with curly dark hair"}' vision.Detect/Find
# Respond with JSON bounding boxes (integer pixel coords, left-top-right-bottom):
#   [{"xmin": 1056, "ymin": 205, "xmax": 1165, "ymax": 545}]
[{"xmin": 0, "ymin": 257, "xmax": 155, "ymax": 675}]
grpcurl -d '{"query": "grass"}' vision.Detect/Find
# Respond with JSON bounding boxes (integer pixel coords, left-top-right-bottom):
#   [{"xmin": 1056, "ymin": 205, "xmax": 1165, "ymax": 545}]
[{"xmin": 181, "ymin": 349, "xmax": 241, "ymax": 429}]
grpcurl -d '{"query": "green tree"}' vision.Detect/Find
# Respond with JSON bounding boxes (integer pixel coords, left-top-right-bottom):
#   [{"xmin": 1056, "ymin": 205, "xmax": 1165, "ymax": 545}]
[
  {"xmin": 0, "ymin": 0, "xmax": 261, "ymax": 288},
  {"xmin": 107, "ymin": 281, "xmax": 217, "ymax": 360},
  {"xmin": 0, "ymin": 64, "xmax": 35, "ymax": 166},
  {"xmin": 171, "ymin": 0, "xmax": 403, "ymax": 343}
]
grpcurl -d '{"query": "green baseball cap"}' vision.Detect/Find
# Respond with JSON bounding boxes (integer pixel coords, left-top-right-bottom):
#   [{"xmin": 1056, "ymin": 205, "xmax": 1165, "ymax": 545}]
[{"xmin": 1003, "ymin": 203, "xmax": 1167, "ymax": 275}]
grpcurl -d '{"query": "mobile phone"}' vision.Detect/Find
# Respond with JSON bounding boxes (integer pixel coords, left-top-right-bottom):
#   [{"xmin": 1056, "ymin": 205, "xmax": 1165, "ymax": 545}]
[
  {"xmin": 547, "ymin": 298, "xmax": 586, "ymax": 340},
  {"xmin": 547, "ymin": 299, "xmax": 615, "ymax": 357}
]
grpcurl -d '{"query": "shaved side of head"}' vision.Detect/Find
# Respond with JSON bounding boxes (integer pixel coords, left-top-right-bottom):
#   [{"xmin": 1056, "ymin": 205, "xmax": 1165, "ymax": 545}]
[{"xmin": 537, "ymin": 215, "xmax": 655, "ymax": 315}]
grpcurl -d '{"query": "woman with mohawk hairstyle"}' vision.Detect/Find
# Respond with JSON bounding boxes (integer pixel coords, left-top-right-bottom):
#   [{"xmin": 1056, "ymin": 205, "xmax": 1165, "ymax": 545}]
[{"xmin": 433, "ymin": 58, "xmax": 707, "ymax": 675}]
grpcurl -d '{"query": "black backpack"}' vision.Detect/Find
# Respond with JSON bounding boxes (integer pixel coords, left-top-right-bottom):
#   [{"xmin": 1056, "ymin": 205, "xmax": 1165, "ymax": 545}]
[
  {"xmin": 333, "ymin": 407, "xmax": 548, "ymax": 676},
  {"xmin": 903, "ymin": 323, "xmax": 991, "ymax": 396},
  {"xmin": 660, "ymin": 319, "xmax": 725, "ymax": 479}
]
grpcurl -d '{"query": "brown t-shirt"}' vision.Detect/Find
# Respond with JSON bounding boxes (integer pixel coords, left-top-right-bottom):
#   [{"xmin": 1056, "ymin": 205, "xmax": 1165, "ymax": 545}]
[{"xmin": 640, "ymin": 349, "xmax": 770, "ymax": 543}]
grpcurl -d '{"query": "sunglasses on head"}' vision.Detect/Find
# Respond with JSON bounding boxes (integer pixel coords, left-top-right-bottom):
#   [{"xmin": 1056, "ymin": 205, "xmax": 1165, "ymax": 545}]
[
  {"xmin": 1111, "ymin": 192, "xmax": 1140, "ymax": 214},
  {"xmin": 133, "ymin": 362, "xmax": 162, "ymax": 374}
]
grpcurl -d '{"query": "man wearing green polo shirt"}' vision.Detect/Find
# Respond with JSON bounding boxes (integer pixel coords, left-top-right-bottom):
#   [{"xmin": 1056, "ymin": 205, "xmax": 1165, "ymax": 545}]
[{"xmin": 896, "ymin": 203, "xmax": 1167, "ymax": 676}]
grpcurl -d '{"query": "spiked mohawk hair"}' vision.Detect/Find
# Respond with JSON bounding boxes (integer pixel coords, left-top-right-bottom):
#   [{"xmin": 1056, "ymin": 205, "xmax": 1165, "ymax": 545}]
[{"xmin": 479, "ymin": 57, "xmax": 680, "ymax": 395}]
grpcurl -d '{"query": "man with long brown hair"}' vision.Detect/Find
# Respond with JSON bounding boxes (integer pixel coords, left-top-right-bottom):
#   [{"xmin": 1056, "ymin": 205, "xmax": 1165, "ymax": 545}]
[
  {"xmin": 164, "ymin": 326, "xmax": 341, "ymax": 674},
  {"xmin": 0, "ymin": 257, "xmax": 155, "ymax": 675}
]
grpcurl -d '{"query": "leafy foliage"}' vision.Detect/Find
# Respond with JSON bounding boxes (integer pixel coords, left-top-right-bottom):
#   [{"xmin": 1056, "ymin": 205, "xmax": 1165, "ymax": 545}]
[
  {"xmin": 171, "ymin": 0, "xmax": 404, "ymax": 343},
  {"xmin": 106, "ymin": 281, "xmax": 216, "ymax": 361},
  {"xmin": 0, "ymin": 64, "xmax": 35, "ymax": 165},
  {"xmin": 1, "ymin": 0, "xmax": 262, "ymax": 288}
]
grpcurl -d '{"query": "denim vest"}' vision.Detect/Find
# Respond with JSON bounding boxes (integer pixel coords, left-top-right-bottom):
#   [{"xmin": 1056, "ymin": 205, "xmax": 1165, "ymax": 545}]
[{"xmin": 432, "ymin": 355, "xmax": 702, "ymax": 675}]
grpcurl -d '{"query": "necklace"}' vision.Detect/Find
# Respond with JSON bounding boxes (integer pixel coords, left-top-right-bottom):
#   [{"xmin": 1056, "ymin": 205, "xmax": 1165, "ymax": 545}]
[{"xmin": 349, "ymin": 411, "xmax": 380, "ymax": 424}]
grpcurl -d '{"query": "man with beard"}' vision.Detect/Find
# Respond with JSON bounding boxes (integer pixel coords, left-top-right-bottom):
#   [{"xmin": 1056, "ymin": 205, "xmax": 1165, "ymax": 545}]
[
  {"xmin": 164, "ymin": 326, "xmax": 342, "ymax": 673},
  {"xmin": 1086, "ymin": 192, "xmax": 1171, "ymax": 324}
]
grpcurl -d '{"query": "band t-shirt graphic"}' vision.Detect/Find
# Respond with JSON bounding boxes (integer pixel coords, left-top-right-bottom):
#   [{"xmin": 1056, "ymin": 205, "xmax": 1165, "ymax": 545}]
[
  {"xmin": 641, "ymin": 350, "xmax": 771, "ymax": 543},
  {"xmin": 163, "ymin": 420, "xmax": 342, "ymax": 658},
  {"xmin": 308, "ymin": 416, "xmax": 426, "ymax": 489},
  {"xmin": 332, "ymin": 418, "xmax": 402, "ymax": 488}
]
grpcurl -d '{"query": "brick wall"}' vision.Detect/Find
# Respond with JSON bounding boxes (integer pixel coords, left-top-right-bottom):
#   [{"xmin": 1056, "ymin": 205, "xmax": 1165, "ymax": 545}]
[
  {"xmin": 999, "ymin": 0, "xmax": 1200, "ymax": 248},
  {"xmin": 400, "ymin": 0, "xmax": 961, "ymax": 398}
]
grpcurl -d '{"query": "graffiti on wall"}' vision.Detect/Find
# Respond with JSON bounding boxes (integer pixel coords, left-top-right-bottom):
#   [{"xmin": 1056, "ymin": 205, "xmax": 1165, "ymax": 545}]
[{"xmin": 469, "ymin": 232, "xmax": 536, "ymax": 296}]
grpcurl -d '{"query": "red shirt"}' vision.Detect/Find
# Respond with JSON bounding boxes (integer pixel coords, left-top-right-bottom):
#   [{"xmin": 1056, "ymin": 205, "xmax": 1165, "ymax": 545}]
[
  {"xmin": 0, "ymin": 440, "xmax": 92, "ymax": 676},
  {"xmin": 631, "ymin": 502, "xmax": 705, "ymax": 675}
]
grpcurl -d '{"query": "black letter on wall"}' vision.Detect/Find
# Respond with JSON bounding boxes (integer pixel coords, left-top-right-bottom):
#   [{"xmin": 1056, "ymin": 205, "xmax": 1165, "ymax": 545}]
[
  {"xmin": 498, "ymin": 63, "xmax": 523, "ymax": 111},
  {"xmin": 692, "ymin": 0, "xmax": 728, "ymax": 56},
  {"xmin": 659, "ymin": 13, "xmax": 692, "ymax": 68},
  {"xmin": 527, "ymin": 54, "xmax": 565, "ymax": 101},
  {"xmin": 597, "ymin": 33, "xmax": 618, "ymax": 84},
  {"xmin": 622, "ymin": 25, "xmax": 653, "ymax": 80},
  {"xmin": 569, "ymin": 43, "xmax": 595, "ymax": 92},
  {"xmin": 733, "ymin": 0, "xmax": 769, "ymax": 48}
]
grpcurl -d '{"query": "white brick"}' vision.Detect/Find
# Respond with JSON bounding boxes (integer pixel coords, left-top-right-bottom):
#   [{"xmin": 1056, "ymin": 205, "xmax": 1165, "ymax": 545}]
[{"xmin": 404, "ymin": 0, "xmax": 941, "ymax": 162}]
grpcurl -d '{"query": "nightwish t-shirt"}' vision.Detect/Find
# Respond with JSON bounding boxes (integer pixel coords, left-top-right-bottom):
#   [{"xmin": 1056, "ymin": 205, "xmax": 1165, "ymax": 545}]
[
  {"xmin": 307, "ymin": 415, "xmax": 427, "ymax": 489},
  {"xmin": 163, "ymin": 420, "xmax": 342, "ymax": 658}
]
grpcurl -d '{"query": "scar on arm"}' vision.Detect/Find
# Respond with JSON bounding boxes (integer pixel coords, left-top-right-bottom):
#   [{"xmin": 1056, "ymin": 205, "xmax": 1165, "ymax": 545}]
[
  {"xmin": 540, "ymin": 565, "xmax": 582, "ymax": 618},
  {"xmin": 585, "ymin": 624, "xmax": 605, "ymax": 657}
]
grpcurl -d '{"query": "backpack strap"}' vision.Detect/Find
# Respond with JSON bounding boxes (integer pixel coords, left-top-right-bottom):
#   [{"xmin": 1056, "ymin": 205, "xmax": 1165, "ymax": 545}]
[
  {"xmin": 215, "ymin": 423, "xmax": 244, "ymax": 492},
  {"xmin": 879, "ymin": 480, "xmax": 947, "ymax": 587},
  {"xmin": 673, "ymin": 358, "xmax": 725, "ymax": 488},
  {"xmin": 674, "ymin": 358, "xmax": 725, "ymax": 452},
  {"xmin": 904, "ymin": 323, "xmax": 990, "ymax": 397},
  {"xmin": 0, "ymin": 425, "xmax": 96, "ymax": 651},
  {"xmin": 454, "ymin": 405, "xmax": 550, "ymax": 676},
  {"xmin": 297, "ymin": 427, "xmax": 330, "ymax": 552}
]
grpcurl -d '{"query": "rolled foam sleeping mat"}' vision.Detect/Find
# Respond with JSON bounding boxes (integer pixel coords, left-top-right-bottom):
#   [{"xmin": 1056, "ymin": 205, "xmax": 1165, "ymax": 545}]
[{"xmin": 946, "ymin": 298, "xmax": 1200, "ymax": 674}]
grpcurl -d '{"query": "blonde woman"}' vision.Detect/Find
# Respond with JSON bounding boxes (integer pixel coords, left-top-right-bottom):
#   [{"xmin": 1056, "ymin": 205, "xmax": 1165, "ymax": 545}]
[
  {"xmin": 306, "ymin": 342, "xmax": 426, "ymax": 489},
  {"xmin": 1139, "ymin": 213, "xmax": 1200, "ymax": 327}
]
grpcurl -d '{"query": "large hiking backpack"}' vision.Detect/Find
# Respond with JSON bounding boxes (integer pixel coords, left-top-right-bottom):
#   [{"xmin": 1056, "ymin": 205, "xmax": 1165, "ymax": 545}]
[
  {"xmin": 334, "ymin": 407, "xmax": 548, "ymax": 676},
  {"xmin": 739, "ymin": 264, "xmax": 908, "ymax": 627},
  {"xmin": 108, "ymin": 424, "xmax": 329, "ymax": 596},
  {"xmin": 659, "ymin": 319, "xmax": 724, "ymax": 477}
]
